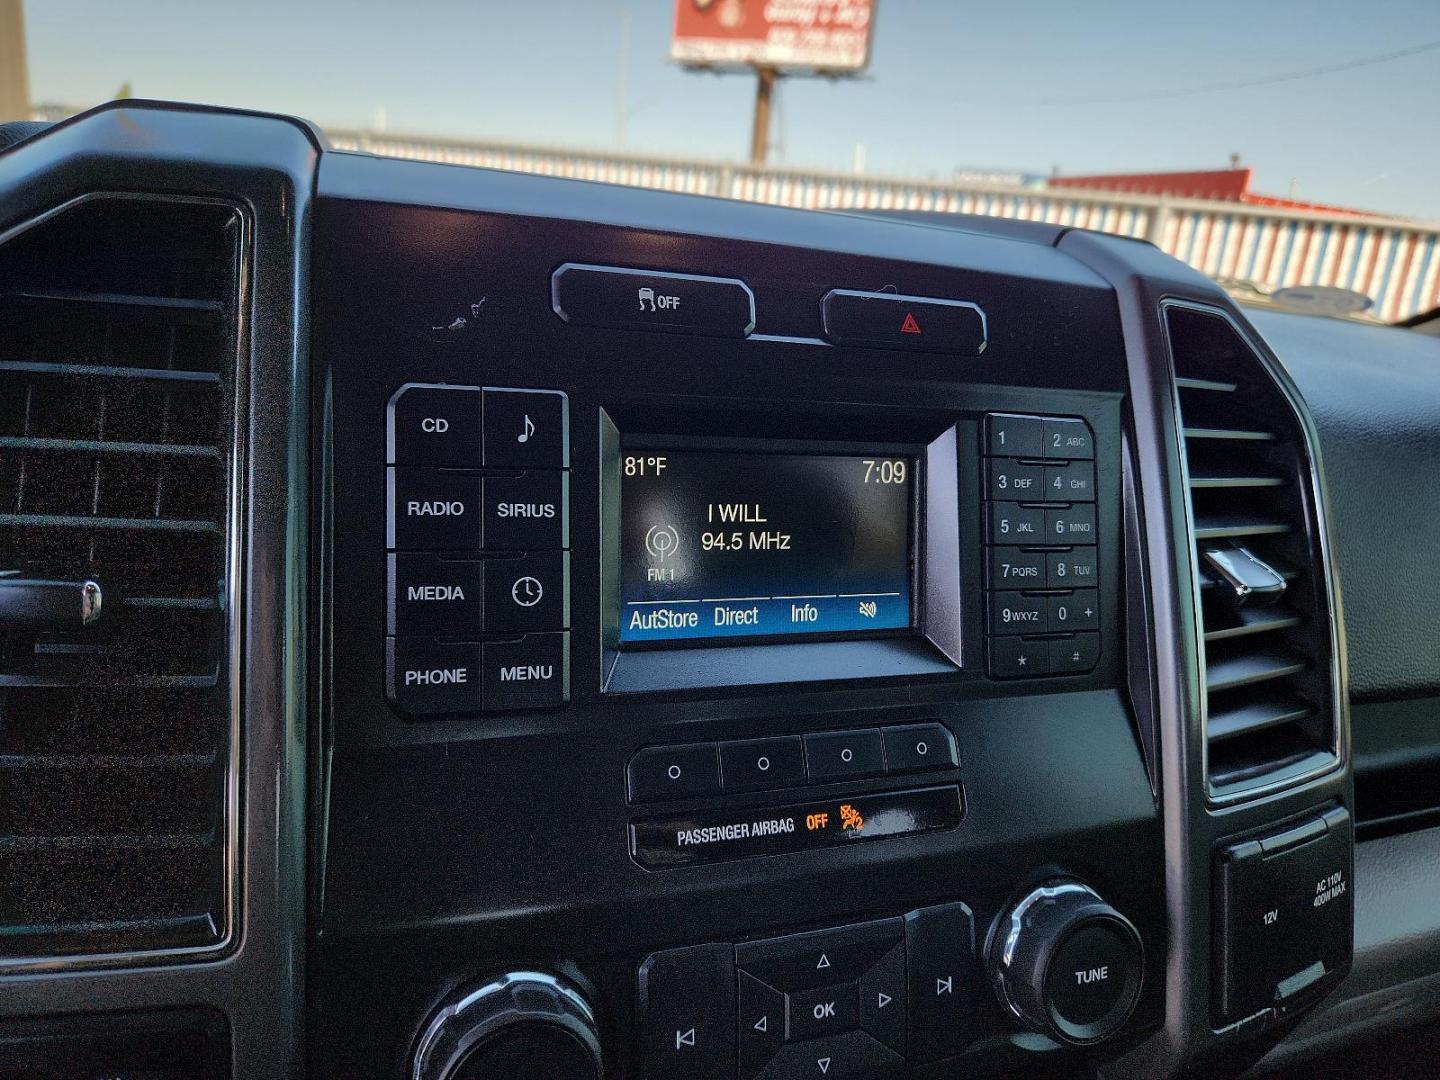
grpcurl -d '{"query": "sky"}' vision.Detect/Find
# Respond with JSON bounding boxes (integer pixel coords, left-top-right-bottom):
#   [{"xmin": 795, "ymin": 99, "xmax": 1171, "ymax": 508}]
[{"xmin": 21, "ymin": 0, "xmax": 1440, "ymax": 220}]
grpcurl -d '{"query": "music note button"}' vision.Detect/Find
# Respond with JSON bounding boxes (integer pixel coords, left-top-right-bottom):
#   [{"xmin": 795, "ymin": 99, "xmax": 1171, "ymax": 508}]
[{"xmin": 483, "ymin": 388, "xmax": 567, "ymax": 468}]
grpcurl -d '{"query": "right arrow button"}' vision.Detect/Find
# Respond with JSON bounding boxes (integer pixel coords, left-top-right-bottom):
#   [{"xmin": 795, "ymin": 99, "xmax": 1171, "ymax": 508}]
[{"xmin": 859, "ymin": 941, "xmax": 906, "ymax": 1055}]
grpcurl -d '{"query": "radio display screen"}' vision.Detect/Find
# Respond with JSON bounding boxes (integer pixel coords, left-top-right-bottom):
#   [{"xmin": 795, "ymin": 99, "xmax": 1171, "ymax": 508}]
[{"xmin": 619, "ymin": 450, "xmax": 915, "ymax": 643}]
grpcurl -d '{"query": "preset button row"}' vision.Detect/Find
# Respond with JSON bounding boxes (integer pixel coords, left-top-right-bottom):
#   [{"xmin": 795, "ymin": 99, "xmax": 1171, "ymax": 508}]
[{"xmin": 627, "ymin": 723, "xmax": 959, "ymax": 804}]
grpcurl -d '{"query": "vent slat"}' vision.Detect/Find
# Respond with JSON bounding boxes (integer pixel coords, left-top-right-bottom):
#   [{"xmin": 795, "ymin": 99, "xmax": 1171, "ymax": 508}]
[
  {"xmin": 1183, "ymin": 426, "xmax": 1275, "ymax": 442},
  {"xmin": 0, "ymin": 360, "xmax": 220, "ymax": 384},
  {"xmin": 1208, "ymin": 694, "xmax": 1315, "ymax": 743},
  {"xmin": 0, "ymin": 435, "xmax": 219, "ymax": 459},
  {"xmin": 1192, "ymin": 513, "xmax": 1292, "ymax": 540},
  {"xmin": 1206, "ymin": 649, "xmax": 1307, "ymax": 694},
  {"xmin": 1176, "ymin": 376, "xmax": 1238, "ymax": 392},
  {"xmin": 0, "ymin": 195, "xmax": 237, "ymax": 963},
  {"xmin": 1203, "ymin": 607, "xmax": 1303, "ymax": 643},
  {"xmin": 1188, "ymin": 475, "xmax": 1285, "ymax": 491}
]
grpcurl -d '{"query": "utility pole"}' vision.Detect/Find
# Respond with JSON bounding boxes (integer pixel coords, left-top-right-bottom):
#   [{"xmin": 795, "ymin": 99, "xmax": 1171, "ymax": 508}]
[
  {"xmin": 0, "ymin": 0, "xmax": 30, "ymax": 123},
  {"xmin": 749, "ymin": 65, "xmax": 778, "ymax": 165}
]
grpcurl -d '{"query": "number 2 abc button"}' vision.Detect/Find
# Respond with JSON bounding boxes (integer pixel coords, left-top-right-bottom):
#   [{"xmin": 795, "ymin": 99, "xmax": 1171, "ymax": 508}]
[{"xmin": 483, "ymin": 472, "xmax": 568, "ymax": 549}]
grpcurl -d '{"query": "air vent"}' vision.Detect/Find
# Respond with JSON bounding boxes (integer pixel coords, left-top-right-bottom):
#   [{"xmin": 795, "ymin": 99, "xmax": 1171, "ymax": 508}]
[
  {"xmin": 1166, "ymin": 302, "xmax": 1340, "ymax": 799},
  {"xmin": 0, "ymin": 195, "xmax": 241, "ymax": 964}
]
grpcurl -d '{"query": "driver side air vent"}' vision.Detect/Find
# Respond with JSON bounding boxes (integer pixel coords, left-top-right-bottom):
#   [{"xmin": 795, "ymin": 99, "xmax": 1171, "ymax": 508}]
[
  {"xmin": 1166, "ymin": 302, "xmax": 1340, "ymax": 799},
  {"xmin": 0, "ymin": 196, "xmax": 241, "ymax": 965}
]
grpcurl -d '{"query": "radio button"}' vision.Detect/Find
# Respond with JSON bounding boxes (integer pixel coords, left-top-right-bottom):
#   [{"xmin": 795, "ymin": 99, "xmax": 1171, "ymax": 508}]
[
  {"xmin": 387, "ymin": 383, "xmax": 481, "ymax": 467},
  {"xmin": 482, "ymin": 472, "xmax": 568, "ymax": 550},
  {"xmin": 387, "ymin": 553, "xmax": 481, "ymax": 635},
  {"xmin": 1043, "ymin": 461, "xmax": 1096, "ymax": 502},
  {"xmin": 1046, "ymin": 504, "xmax": 1097, "ymax": 545},
  {"xmin": 988, "ymin": 459, "xmax": 1044, "ymax": 501},
  {"xmin": 1049, "ymin": 590, "xmax": 1099, "ymax": 632},
  {"xmin": 552, "ymin": 263, "xmax": 756, "ymax": 339},
  {"xmin": 804, "ymin": 729, "xmax": 884, "ymax": 782},
  {"xmin": 987, "ymin": 503, "xmax": 1045, "ymax": 545},
  {"xmin": 986, "ymin": 413, "xmax": 1044, "ymax": 458},
  {"xmin": 1044, "ymin": 418, "xmax": 1095, "ymax": 460},
  {"xmin": 989, "ymin": 547, "xmax": 1045, "ymax": 590},
  {"xmin": 720, "ymin": 737, "xmax": 806, "ymax": 793},
  {"xmin": 386, "ymin": 637, "xmax": 481, "ymax": 717},
  {"xmin": 882, "ymin": 724, "xmax": 958, "ymax": 774},
  {"xmin": 480, "ymin": 632, "xmax": 568, "ymax": 712},
  {"xmin": 1047, "ymin": 548, "xmax": 1098, "ymax": 587},
  {"xmin": 990, "ymin": 592, "xmax": 1047, "ymax": 636},
  {"xmin": 483, "ymin": 387, "xmax": 568, "ymax": 469},
  {"xmin": 1050, "ymin": 633, "xmax": 1101, "ymax": 675},
  {"xmin": 387, "ymin": 468, "xmax": 482, "ymax": 551},
  {"xmin": 483, "ymin": 551, "xmax": 568, "ymax": 632},
  {"xmin": 628, "ymin": 743, "xmax": 720, "ymax": 803},
  {"xmin": 988, "ymin": 636, "xmax": 1051, "ymax": 679}
]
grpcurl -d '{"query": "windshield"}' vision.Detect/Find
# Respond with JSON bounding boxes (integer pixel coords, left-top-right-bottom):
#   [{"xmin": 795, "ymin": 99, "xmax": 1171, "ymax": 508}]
[{"xmin": 5, "ymin": 0, "xmax": 1438, "ymax": 324}]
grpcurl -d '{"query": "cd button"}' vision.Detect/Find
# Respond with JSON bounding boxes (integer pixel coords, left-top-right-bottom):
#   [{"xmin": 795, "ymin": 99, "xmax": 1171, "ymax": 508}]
[
  {"xmin": 483, "ymin": 387, "xmax": 568, "ymax": 468},
  {"xmin": 803, "ymin": 729, "xmax": 884, "ymax": 782},
  {"xmin": 882, "ymin": 724, "xmax": 958, "ymax": 774},
  {"xmin": 627, "ymin": 743, "xmax": 720, "ymax": 803},
  {"xmin": 387, "ymin": 468, "xmax": 482, "ymax": 550},
  {"xmin": 387, "ymin": 383, "xmax": 481, "ymax": 467},
  {"xmin": 387, "ymin": 553, "xmax": 482, "ymax": 635},
  {"xmin": 482, "ymin": 551, "xmax": 568, "ymax": 631},
  {"xmin": 720, "ymin": 737, "xmax": 806, "ymax": 793},
  {"xmin": 482, "ymin": 472, "xmax": 568, "ymax": 550},
  {"xmin": 480, "ymin": 632, "xmax": 568, "ymax": 712}
]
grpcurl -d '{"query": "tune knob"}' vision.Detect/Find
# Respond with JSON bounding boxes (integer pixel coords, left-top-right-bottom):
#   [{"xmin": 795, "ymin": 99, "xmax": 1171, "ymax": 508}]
[
  {"xmin": 988, "ymin": 880, "xmax": 1144, "ymax": 1046},
  {"xmin": 411, "ymin": 971, "xmax": 603, "ymax": 1080}
]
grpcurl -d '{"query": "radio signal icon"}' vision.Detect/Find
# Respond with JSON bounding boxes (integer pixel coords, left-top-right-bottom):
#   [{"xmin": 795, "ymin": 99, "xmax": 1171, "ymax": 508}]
[{"xmin": 645, "ymin": 524, "xmax": 681, "ymax": 562}]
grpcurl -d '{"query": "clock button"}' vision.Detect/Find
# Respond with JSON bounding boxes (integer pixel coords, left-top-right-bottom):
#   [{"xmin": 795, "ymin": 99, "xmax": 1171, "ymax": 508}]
[{"xmin": 483, "ymin": 552, "xmax": 568, "ymax": 632}]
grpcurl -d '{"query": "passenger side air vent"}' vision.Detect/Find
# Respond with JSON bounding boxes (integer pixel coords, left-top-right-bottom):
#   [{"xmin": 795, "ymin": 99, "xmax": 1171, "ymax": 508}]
[
  {"xmin": 1166, "ymin": 303, "xmax": 1340, "ymax": 799},
  {"xmin": 0, "ymin": 196, "xmax": 241, "ymax": 964}
]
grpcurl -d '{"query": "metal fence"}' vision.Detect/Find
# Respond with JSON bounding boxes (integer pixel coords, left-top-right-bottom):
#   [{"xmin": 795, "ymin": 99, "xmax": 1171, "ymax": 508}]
[{"xmin": 329, "ymin": 130, "xmax": 1440, "ymax": 322}]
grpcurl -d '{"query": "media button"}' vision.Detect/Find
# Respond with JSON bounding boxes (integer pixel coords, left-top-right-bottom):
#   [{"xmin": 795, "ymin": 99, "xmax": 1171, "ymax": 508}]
[
  {"xmin": 482, "ymin": 471, "xmax": 568, "ymax": 550},
  {"xmin": 387, "ymin": 553, "xmax": 481, "ymax": 635},
  {"xmin": 882, "ymin": 724, "xmax": 958, "ymax": 774},
  {"xmin": 988, "ymin": 503, "xmax": 1045, "ymax": 544},
  {"xmin": 386, "ymin": 637, "xmax": 481, "ymax": 717},
  {"xmin": 483, "ymin": 387, "xmax": 568, "ymax": 469},
  {"xmin": 551, "ymin": 263, "xmax": 755, "ymax": 339},
  {"xmin": 480, "ymin": 632, "xmax": 568, "ymax": 712},
  {"xmin": 990, "ymin": 592, "xmax": 1047, "ymax": 635},
  {"xmin": 803, "ymin": 729, "xmax": 884, "ymax": 782},
  {"xmin": 482, "ymin": 551, "xmax": 568, "ymax": 632},
  {"xmin": 387, "ymin": 468, "xmax": 482, "ymax": 550},
  {"xmin": 387, "ymin": 383, "xmax": 481, "ymax": 467},
  {"xmin": 720, "ymin": 737, "xmax": 806, "ymax": 793},
  {"xmin": 628, "ymin": 743, "xmax": 721, "ymax": 803}
]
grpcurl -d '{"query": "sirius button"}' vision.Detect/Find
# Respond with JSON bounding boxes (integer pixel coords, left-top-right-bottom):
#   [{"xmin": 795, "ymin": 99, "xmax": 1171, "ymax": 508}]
[{"xmin": 482, "ymin": 472, "xmax": 568, "ymax": 550}]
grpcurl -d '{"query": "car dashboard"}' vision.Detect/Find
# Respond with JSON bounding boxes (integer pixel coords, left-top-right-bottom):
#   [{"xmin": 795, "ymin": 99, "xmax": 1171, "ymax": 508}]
[{"xmin": 0, "ymin": 102, "xmax": 1436, "ymax": 1080}]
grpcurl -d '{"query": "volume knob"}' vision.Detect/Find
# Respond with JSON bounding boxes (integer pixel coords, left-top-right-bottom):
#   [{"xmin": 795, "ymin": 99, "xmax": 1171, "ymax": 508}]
[
  {"xmin": 988, "ymin": 880, "xmax": 1143, "ymax": 1046},
  {"xmin": 411, "ymin": 971, "xmax": 603, "ymax": 1080}
]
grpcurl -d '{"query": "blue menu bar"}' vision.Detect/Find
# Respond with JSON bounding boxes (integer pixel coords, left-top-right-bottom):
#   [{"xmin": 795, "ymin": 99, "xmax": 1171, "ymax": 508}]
[{"xmin": 622, "ymin": 592, "xmax": 908, "ymax": 643}]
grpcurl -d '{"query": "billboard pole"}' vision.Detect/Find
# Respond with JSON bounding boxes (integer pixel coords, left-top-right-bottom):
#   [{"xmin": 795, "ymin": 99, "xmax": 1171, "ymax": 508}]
[{"xmin": 749, "ymin": 65, "xmax": 777, "ymax": 166}]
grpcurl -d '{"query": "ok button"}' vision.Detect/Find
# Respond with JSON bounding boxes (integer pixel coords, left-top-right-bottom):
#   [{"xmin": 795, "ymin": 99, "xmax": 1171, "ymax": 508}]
[
  {"xmin": 627, "ymin": 744, "xmax": 720, "ymax": 803},
  {"xmin": 788, "ymin": 983, "xmax": 860, "ymax": 1042}
]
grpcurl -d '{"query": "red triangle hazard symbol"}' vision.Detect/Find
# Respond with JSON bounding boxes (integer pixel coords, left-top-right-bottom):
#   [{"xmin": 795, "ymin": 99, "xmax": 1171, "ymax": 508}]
[{"xmin": 900, "ymin": 312, "xmax": 922, "ymax": 334}]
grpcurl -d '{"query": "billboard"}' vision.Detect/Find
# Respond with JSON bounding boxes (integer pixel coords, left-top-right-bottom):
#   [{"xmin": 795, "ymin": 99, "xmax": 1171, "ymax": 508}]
[{"xmin": 671, "ymin": 0, "xmax": 876, "ymax": 72}]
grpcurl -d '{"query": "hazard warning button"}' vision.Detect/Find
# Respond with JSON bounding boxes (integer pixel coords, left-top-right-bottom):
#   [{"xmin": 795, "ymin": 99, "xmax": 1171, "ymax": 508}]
[{"xmin": 821, "ymin": 289, "xmax": 987, "ymax": 356}]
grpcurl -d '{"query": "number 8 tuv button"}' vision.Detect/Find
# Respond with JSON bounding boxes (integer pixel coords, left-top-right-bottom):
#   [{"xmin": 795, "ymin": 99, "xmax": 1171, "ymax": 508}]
[{"xmin": 628, "ymin": 744, "xmax": 721, "ymax": 803}]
